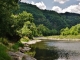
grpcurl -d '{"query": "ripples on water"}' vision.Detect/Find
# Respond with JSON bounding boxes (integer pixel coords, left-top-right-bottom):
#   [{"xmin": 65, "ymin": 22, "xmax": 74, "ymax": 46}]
[{"xmin": 31, "ymin": 40, "xmax": 80, "ymax": 60}]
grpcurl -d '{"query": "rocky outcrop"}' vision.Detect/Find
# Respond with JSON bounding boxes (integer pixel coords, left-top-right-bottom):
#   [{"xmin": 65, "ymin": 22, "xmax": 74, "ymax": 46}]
[
  {"xmin": 8, "ymin": 43, "xmax": 36, "ymax": 60},
  {"xmin": 19, "ymin": 47, "xmax": 31, "ymax": 53},
  {"xmin": 8, "ymin": 40, "xmax": 42, "ymax": 60},
  {"xmin": 8, "ymin": 51, "xmax": 36, "ymax": 60}
]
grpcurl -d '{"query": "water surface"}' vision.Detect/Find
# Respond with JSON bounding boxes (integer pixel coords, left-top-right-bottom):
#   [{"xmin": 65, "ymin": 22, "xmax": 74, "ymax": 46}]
[{"xmin": 30, "ymin": 40, "xmax": 80, "ymax": 60}]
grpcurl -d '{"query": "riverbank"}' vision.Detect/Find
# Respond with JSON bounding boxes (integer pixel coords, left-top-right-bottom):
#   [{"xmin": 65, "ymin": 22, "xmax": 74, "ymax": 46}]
[
  {"xmin": 8, "ymin": 40, "xmax": 41, "ymax": 60},
  {"xmin": 7, "ymin": 39, "xmax": 42, "ymax": 60},
  {"xmin": 34, "ymin": 35, "xmax": 80, "ymax": 41},
  {"xmin": 21, "ymin": 40, "xmax": 42, "ymax": 45}
]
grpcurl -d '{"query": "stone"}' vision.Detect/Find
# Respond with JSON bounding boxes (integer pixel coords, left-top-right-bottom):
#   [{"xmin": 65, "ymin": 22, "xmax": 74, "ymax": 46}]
[
  {"xmin": 8, "ymin": 51, "xmax": 24, "ymax": 60},
  {"xmin": 19, "ymin": 47, "xmax": 31, "ymax": 53},
  {"xmin": 8, "ymin": 51, "xmax": 36, "ymax": 60},
  {"xmin": 24, "ymin": 43, "xmax": 29, "ymax": 47},
  {"xmin": 22, "ymin": 55, "xmax": 37, "ymax": 60}
]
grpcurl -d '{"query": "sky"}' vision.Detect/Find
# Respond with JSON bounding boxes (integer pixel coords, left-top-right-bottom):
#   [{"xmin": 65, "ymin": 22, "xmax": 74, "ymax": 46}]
[{"xmin": 20, "ymin": 0, "xmax": 80, "ymax": 14}]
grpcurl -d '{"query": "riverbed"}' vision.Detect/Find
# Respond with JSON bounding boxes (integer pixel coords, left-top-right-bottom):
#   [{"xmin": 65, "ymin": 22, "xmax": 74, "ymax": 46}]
[{"xmin": 30, "ymin": 40, "xmax": 80, "ymax": 60}]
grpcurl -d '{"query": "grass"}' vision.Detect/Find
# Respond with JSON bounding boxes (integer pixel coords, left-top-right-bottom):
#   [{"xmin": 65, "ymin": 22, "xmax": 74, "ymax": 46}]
[
  {"xmin": 46, "ymin": 35, "xmax": 80, "ymax": 41},
  {"xmin": 12, "ymin": 41, "xmax": 24, "ymax": 51},
  {"xmin": 0, "ymin": 38, "xmax": 9, "ymax": 46},
  {"xmin": 25, "ymin": 51, "xmax": 36, "ymax": 57},
  {"xmin": 0, "ymin": 44, "xmax": 12, "ymax": 60}
]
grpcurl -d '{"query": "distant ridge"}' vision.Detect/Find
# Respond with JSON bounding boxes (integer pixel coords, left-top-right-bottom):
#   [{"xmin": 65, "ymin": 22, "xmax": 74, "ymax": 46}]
[{"xmin": 16, "ymin": 2, "xmax": 80, "ymax": 33}]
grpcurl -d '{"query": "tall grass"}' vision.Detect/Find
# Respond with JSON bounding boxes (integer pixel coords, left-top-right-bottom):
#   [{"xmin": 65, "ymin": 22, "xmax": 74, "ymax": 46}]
[
  {"xmin": 12, "ymin": 41, "xmax": 24, "ymax": 51},
  {"xmin": 0, "ymin": 44, "xmax": 11, "ymax": 60},
  {"xmin": 48, "ymin": 35, "xmax": 80, "ymax": 40}
]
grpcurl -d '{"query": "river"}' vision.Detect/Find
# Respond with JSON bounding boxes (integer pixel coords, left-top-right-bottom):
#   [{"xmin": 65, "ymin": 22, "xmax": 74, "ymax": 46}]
[{"xmin": 30, "ymin": 40, "xmax": 80, "ymax": 60}]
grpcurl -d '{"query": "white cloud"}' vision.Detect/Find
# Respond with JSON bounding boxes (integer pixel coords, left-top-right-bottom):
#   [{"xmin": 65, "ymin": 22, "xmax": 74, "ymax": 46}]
[
  {"xmin": 54, "ymin": 0, "xmax": 69, "ymax": 4},
  {"xmin": 31, "ymin": 1, "xmax": 46, "ymax": 10},
  {"xmin": 21, "ymin": 0, "xmax": 46, "ymax": 10},
  {"xmin": 31, "ymin": 1, "xmax": 35, "ymax": 5},
  {"xmin": 21, "ymin": 0, "xmax": 30, "ymax": 3},
  {"xmin": 52, "ymin": 6, "xmax": 62, "ymax": 13},
  {"xmin": 52, "ymin": 3, "xmax": 80, "ymax": 14}
]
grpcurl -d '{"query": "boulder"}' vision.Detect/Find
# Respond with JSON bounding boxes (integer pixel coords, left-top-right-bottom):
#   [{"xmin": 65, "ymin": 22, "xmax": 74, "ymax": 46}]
[
  {"xmin": 19, "ymin": 47, "xmax": 31, "ymax": 53},
  {"xmin": 8, "ymin": 51, "xmax": 36, "ymax": 60},
  {"xmin": 8, "ymin": 51, "xmax": 24, "ymax": 60}
]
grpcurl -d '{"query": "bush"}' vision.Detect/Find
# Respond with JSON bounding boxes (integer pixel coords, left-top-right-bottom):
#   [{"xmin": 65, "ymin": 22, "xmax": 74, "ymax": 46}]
[
  {"xmin": 0, "ymin": 44, "xmax": 11, "ymax": 60},
  {"xmin": 0, "ymin": 38, "xmax": 9, "ymax": 46},
  {"xmin": 20, "ymin": 37, "xmax": 29, "ymax": 43},
  {"xmin": 12, "ymin": 41, "xmax": 24, "ymax": 51}
]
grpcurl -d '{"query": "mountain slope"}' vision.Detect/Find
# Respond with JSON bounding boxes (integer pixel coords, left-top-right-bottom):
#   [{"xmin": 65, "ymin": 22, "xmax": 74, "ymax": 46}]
[{"xmin": 15, "ymin": 2, "xmax": 80, "ymax": 33}]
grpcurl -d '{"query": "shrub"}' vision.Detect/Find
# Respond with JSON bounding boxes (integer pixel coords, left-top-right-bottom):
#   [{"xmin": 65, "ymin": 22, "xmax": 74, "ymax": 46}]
[
  {"xmin": 20, "ymin": 37, "xmax": 29, "ymax": 43},
  {"xmin": 0, "ymin": 38, "xmax": 9, "ymax": 46},
  {"xmin": 12, "ymin": 41, "xmax": 24, "ymax": 51}
]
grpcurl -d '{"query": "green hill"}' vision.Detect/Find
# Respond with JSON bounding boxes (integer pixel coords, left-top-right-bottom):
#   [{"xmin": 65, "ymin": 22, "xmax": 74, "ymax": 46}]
[{"xmin": 15, "ymin": 2, "xmax": 80, "ymax": 34}]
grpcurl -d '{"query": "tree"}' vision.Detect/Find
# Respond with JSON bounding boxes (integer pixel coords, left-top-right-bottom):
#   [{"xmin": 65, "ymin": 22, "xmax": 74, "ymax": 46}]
[
  {"xmin": 60, "ymin": 24, "xmax": 80, "ymax": 35},
  {"xmin": 11, "ymin": 11, "xmax": 34, "ymax": 39},
  {"xmin": 17, "ymin": 11, "xmax": 33, "ymax": 29},
  {"xmin": 17, "ymin": 21, "xmax": 32, "ymax": 38},
  {"xmin": 61, "ymin": 27, "xmax": 70, "ymax": 35},
  {"xmin": 0, "ymin": 0, "xmax": 19, "ymax": 38},
  {"xmin": 30, "ymin": 23, "xmax": 38, "ymax": 37},
  {"xmin": 37, "ymin": 24, "xmax": 50, "ymax": 36}
]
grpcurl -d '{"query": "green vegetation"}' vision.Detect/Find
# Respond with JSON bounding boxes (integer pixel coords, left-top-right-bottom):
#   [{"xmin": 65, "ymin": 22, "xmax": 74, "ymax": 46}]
[
  {"xmin": 0, "ymin": 38, "xmax": 9, "ymax": 46},
  {"xmin": 20, "ymin": 37, "xmax": 29, "ymax": 42},
  {"xmin": 48, "ymin": 35, "xmax": 80, "ymax": 39},
  {"xmin": 16, "ymin": 2, "xmax": 80, "ymax": 35},
  {"xmin": 0, "ymin": 0, "xmax": 18, "ymax": 38},
  {"xmin": 61, "ymin": 24, "xmax": 80, "ymax": 35},
  {"xmin": 1, "ymin": 1, "xmax": 80, "ymax": 41},
  {"xmin": 0, "ymin": 44, "xmax": 11, "ymax": 60},
  {"xmin": 0, "ymin": 0, "xmax": 80, "ymax": 59},
  {"xmin": 12, "ymin": 41, "xmax": 24, "ymax": 51}
]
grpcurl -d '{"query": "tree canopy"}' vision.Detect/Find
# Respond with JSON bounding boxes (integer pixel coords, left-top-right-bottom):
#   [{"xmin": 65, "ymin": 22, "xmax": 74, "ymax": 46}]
[
  {"xmin": 0, "ymin": 0, "xmax": 19, "ymax": 37},
  {"xmin": 61, "ymin": 24, "xmax": 80, "ymax": 35}
]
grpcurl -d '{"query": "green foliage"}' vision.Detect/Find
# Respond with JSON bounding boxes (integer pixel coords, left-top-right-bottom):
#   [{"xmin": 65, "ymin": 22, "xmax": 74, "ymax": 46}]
[
  {"xmin": 30, "ymin": 23, "xmax": 38, "ymax": 37},
  {"xmin": 0, "ymin": 44, "xmax": 11, "ymax": 60},
  {"xmin": 0, "ymin": 38, "xmax": 9, "ymax": 46},
  {"xmin": 61, "ymin": 27, "xmax": 70, "ymax": 35},
  {"xmin": 16, "ymin": 2, "xmax": 80, "ymax": 35},
  {"xmin": 17, "ymin": 21, "xmax": 32, "ymax": 37},
  {"xmin": 1, "ymin": 0, "xmax": 80, "ymax": 43},
  {"xmin": 20, "ymin": 37, "xmax": 29, "ymax": 42},
  {"xmin": 10, "ymin": 11, "xmax": 34, "ymax": 39},
  {"xmin": 61, "ymin": 24, "xmax": 80, "ymax": 35},
  {"xmin": 0, "ymin": 0, "xmax": 19, "ymax": 37},
  {"xmin": 37, "ymin": 24, "xmax": 50, "ymax": 36},
  {"xmin": 26, "ymin": 51, "xmax": 36, "ymax": 57},
  {"xmin": 12, "ymin": 41, "xmax": 24, "ymax": 51},
  {"xmin": 50, "ymin": 29, "xmax": 58, "ymax": 35},
  {"xmin": 48, "ymin": 35, "xmax": 80, "ymax": 40}
]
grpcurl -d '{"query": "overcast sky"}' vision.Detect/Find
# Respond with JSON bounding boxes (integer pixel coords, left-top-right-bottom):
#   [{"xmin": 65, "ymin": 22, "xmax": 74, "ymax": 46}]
[{"xmin": 21, "ymin": 0, "xmax": 80, "ymax": 14}]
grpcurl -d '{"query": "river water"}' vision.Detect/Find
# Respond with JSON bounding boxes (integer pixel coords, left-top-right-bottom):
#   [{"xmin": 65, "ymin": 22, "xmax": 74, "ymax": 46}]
[{"xmin": 30, "ymin": 40, "xmax": 80, "ymax": 60}]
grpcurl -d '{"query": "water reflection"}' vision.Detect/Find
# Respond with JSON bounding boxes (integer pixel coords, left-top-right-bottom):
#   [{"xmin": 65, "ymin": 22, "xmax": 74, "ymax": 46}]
[
  {"xmin": 30, "ymin": 40, "xmax": 80, "ymax": 60},
  {"xmin": 34, "ymin": 47, "xmax": 58, "ymax": 60}
]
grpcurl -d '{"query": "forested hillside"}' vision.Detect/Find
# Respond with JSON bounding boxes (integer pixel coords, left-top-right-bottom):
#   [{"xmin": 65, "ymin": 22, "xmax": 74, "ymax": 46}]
[
  {"xmin": 15, "ymin": 2, "xmax": 80, "ymax": 34},
  {"xmin": 1, "ymin": 1, "xmax": 80, "ymax": 60}
]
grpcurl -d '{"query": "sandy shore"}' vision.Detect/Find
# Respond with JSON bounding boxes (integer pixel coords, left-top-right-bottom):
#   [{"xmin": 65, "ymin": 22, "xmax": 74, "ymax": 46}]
[
  {"xmin": 21, "ymin": 37, "xmax": 80, "ymax": 45},
  {"xmin": 34, "ymin": 37, "xmax": 80, "ymax": 41},
  {"xmin": 21, "ymin": 40, "xmax": 42, "ymax": 45}
]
